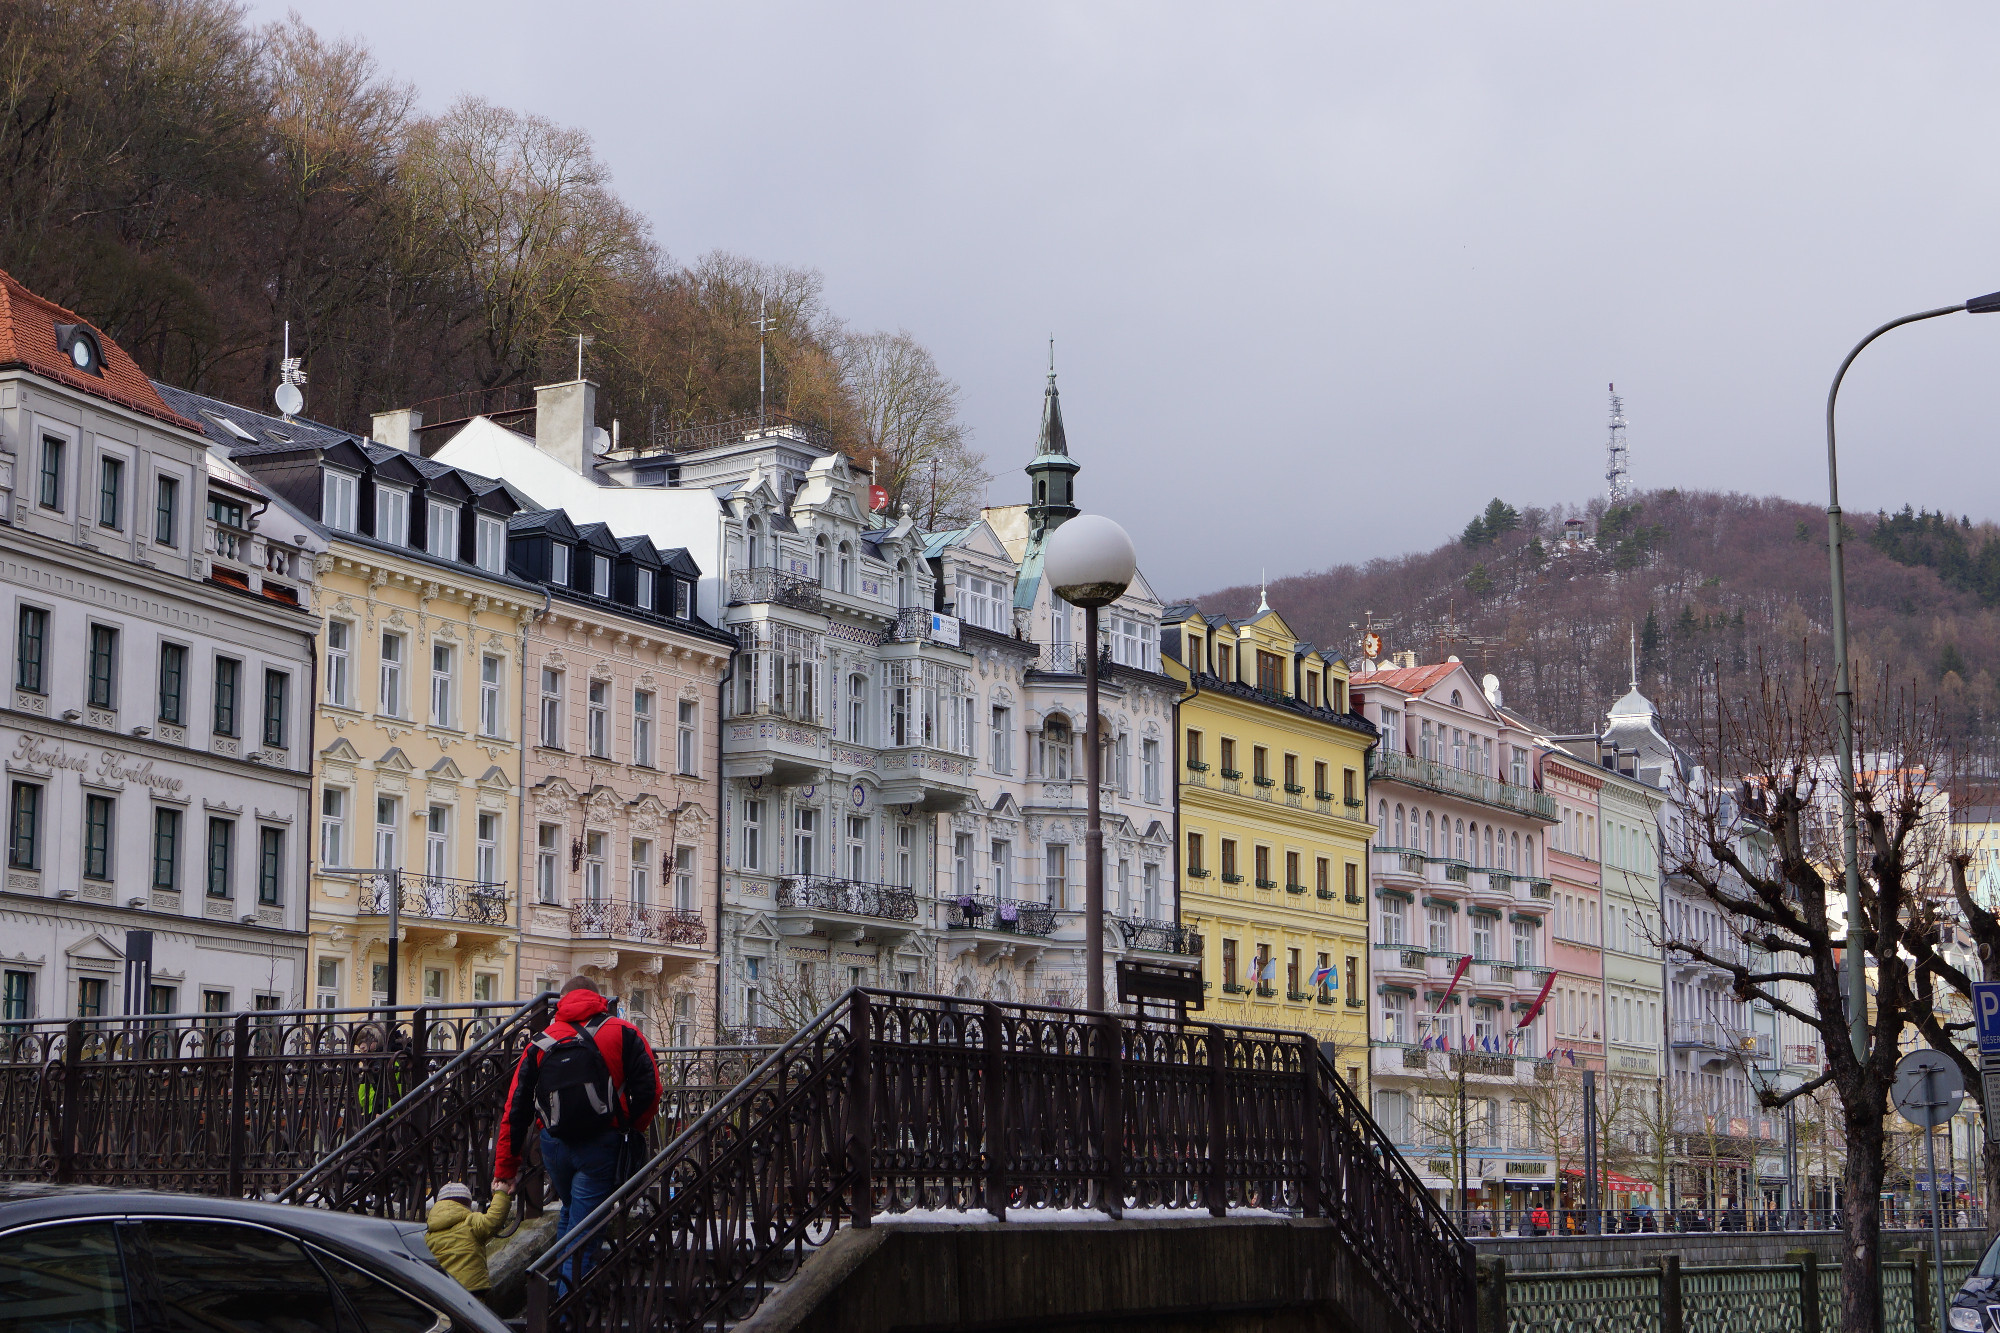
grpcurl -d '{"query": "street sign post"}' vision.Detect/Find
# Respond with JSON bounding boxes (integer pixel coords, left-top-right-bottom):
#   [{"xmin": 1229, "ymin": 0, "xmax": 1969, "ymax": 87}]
[{"xmin": 1894, "ymin": 1049, "xmax": 1964, "ymax": 1333}]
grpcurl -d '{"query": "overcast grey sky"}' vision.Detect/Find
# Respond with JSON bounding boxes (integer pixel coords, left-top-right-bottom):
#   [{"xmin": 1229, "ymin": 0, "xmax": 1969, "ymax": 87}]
[{"xmin": 250, "ymin": 1, "xmax": 2000, "ymax": 596}]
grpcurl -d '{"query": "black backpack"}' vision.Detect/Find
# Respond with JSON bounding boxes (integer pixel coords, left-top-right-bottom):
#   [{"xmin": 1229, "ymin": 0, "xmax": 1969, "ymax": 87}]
[{"xmin": 531, "ymin": 1016, "xmax": 617, "ymax": 1142}]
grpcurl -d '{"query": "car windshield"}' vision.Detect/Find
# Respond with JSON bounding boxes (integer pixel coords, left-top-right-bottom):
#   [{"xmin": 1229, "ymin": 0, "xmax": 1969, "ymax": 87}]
[{"xmin": 1979, "ymin": 1235, "xmax": 2000, "ymax": 1279}]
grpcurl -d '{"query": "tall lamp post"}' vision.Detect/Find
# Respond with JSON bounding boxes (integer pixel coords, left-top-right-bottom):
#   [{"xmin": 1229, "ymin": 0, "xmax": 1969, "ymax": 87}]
[
  {"xmin": 1826, "ymin": 290, "xmax": 2000, "ymax": 1057},
  {"xmin": 1043, "ymin": 513, "xmax": 1138, "ymax": 1013}
]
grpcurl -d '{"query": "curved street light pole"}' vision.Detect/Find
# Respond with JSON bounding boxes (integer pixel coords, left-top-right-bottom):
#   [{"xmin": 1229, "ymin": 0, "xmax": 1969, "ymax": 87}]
[{"xmin": 1825, "ymin": 295, "xmax": 2000, "ymax": 1058}]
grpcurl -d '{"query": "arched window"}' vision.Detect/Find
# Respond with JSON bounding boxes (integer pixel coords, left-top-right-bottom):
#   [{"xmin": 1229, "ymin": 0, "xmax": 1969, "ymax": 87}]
[
  {"xmin": 1467, "ymin": 822, "xmax": 1478, "ymax": 863},
  {"xmin": 1041, "ymin": 718, "xmax": 1072, "ymax": 781},
  {"xmin": 848, "ymin": 674, "xmax": 868, "ymax": 743},
  {"xmin": 896, "ymin": 560, "xmax": 910, "ymax": 609},
  {"xmin": 1395, "ymin": 804, "xmax": 1405, "ymax": 847},
  {"xmin": 1454, "ymin": 819, "xmax": 1465, "ymax": 860},
  {"xmin": 1525, "ymin": 836, "xmax": 1535, "ymax": 876},
  {"xmin": 1425, "ymin": 812, "xmax": 1435, "ymax": 857},
  {"xmin": 1378, "ymin": 800, "xmax": 1389, "ymax": 843},
  {"xmin": 838, "ymin": 542, "xmax": 853, "ymax": 593},
  {"xmin": 816, "ymin": 535, "xmax": 830, "ymax": 586},
  {"xmin": 746, "ymin": 518, "xmax": 763, "ymax": 570},
  {"xmin": 1450, "ymin": 689, "xmax": 1463, "ymax": 707},
  {"xmin": 1484, "ymin": 826, "xmax": 1494, "ymax": 866},
  {"xmin": 1512, "ymin": 832, "xmax": 1521, "ymax": 872}
]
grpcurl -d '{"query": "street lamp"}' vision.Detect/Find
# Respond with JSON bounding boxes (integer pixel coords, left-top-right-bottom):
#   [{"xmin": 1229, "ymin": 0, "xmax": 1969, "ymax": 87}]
[
  {"xmin": 1043, "ymin": 513, "xmax": 1138, "ymax": 1013},
  {"xmin": 1826, "ymin": 289, "xmax": 2000, "ymax": 1058}
]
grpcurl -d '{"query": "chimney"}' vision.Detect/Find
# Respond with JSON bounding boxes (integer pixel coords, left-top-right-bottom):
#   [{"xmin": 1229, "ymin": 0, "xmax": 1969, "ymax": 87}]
[
  {"xmin": 371, "ymin": 407, "xmax": 424, "ymax": 453},
  {"xmin": 534, "ymin": 380, "xmax": 597, "ymax": 474},
  {"xmin": 1393, "ymin": 650, "xmax": 1418, "ymax": 670}
]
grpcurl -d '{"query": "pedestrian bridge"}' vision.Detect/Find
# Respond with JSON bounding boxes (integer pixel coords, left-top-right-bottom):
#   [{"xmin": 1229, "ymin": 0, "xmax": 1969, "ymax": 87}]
[{"xmin": 0, "ymin": 990, "xmax": 1473, "ymax": 1333}]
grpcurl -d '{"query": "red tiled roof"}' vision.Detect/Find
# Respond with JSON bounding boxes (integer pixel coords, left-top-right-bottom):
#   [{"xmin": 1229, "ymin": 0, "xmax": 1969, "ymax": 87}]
[
  {"xmin": 0, "ymin": 270, "xmax": 202, "ymax": 432},
  {"xmin": 1348, "ymin": 663, "xmax": 1461, "ymax": 697}
]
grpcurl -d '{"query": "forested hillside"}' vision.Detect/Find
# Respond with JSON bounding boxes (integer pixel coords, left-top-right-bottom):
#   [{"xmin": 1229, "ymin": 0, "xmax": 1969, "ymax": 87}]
[
  {"xmin": 1191, "ymin": 491, "xmax": 2000, "ymax": 763},
  {"xmin": 0, "ymin": 0, "xmax": 986, "ymax": 520}
]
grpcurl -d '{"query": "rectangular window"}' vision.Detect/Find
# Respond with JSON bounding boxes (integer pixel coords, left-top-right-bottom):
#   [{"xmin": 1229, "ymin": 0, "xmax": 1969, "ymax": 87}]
[
  {"xmin": 375, "ymin": 484, "xmax": 410, "ymax": 546},
  {"xmin": 201, "ymin": 989, "xmax": 229, "ymax": 1017},
  {"xmin": 1219, "ymin": 737, "xmax": 1235, "ymax": 775},
  {"xmin": 593, "ymin": 554, "xmax": 612, "ymax": 597},
  {"xmin": 583, "ymin": 831, "xmax": 606, "ymax": 900},
  {"xmin": 675, "ymin": 846, "xmax": 695, "ymax": 911},
  {"xmin": 427, "ymin": 500, "xmax": 459, "ymax": 559},
  {"xmin": 323, "ymin": 471, "xmax": 357, "ymax": 532},
  {"xmin": 845, "ymin": 815, "xmax": 866, "ymax": 880},
  {"xmin": 262, "ymin": 670, "xmax": 288, "ymax": 748},
  {"xmin": 1142, "ymin": 863, "xmax": 1160, "ymax": 917},
  {"xmin": 1253, "ymin": 745, "xmax": 1268, "ymax": 782},
  {"xmin": 793, "ymin": 808, "xmax": 816, "ymax": 875},
  {"xmin": 551, "ymin": 543, "xmax": 571, "ymax": 585},
  {"xmin": 587, "ymin": 679, "xmax": 609, "ymax": 756},
  {"xmin": 258, "ymin": 827, "xmax": 283, "ymax": 906},
  {"xmin": 379, "ymin": 633, "xmax": 404, "ymax": 716},
  {"xmin": 3, "ymin": 971, "xmax": 33, "ymax": 1023},
  {"xmin": 897, "ymin": 824, "xmax": 914, "ymax": 888},
  {"xmin": 1044, "ymin": 843, "xmax": 1068, "ymax": 908},
  {"xmin": 325, "ymin": 622, "xmax": 352, "ymax": 707},
  {"xmin": 537, "ymin": 824, "xmax": 561, "ymax": 904},
  {"xmin": 38, "ymin": 435, "xmax": 64, "ymax": 510},
  {"xmin": 677, "ymin": 700, "xmax": 697, "ymax": 774},
  {"xmin": 479, "ymin": 655, "xmax": 503, "ymax": 737},
  {"xmin": 742, "ymin": 800, "xmax": 764, "ymax": 872},
  {"xmin": 1256, "ymin": 650, "xmax": 1283, "ymax": 693},
  {"xmin": 425, "ymin": 806, "xmax": 450, "ymax": 879},
  {"xmin": 98, "ymin": 456, "xmax": 123, "ymax": 529},
  {"xmin": 1513, "ymin": 919, "xmax": 1536, "ymax": 967},
  {"xmin": 77, "ymin": 978, "xmax": 106, "ymax": 1019},
  {"xmin": 212, "ymin": 656, "xmax": 239, "ymax": 736},
  {"xmin": 155, "ymin": 475, "xmax": 179, "ymax": 547},
  {"xmin": 429, "ymin": 644, "xmax": 454, "ymax": 728},
  {"xmin": 954, "ymin": 833, "xmax": 973, "ymax": 895},
  {"xmin": 87, "ymin": 625, "xmax": 117, "ymax": 709},
  {"xmin": 631, "ymin": 838, "xmax": 652, "ymax": 904},
  {"xmin": 83, "ymin": 795, "xmax": 113, "ymax": 881},
  {"xmin": 674, "ymin": 580, "xmax": 693, "ymax": 618},
  {"xmin": 991, "ymin": 839, "xmax": 1012, "ymax": 897},
  {"xmin": 540, "ymin": 669, "xmax": 564, "ymax": 747},
  {"xmin": 1221, "ymin": 839, "xmax": 1238, "ymax": 879},
  {"xmin": 1255, "ymin": 844, "xmax": 1271, "ymax": 885},
  {"xmin": 1380, "ymin": 897, "xmax": 1407, "ymax": 946},
  {"xmin": 1142, "ymin": 740, "xmax": 1161, "ymax": 798},
  {"xmin": 636, "ymin": 568, "xmax": 655, "ymax": 609},
  {"xmin": 991, "ymin": 706, "xmax": 1012, "ymax": 774},
  {"xmin": 206, "ymin": 817, "xmax": 233, "ymax": 899},
  {"xmin": 1344, "ymin": 768, "xmax": 1358, "ymax": 803},
  {"xmin": 1345, "ymin": 861, "xmax": 1358, "ymax": 900},
  {"xmin": 1286, "ymin": 850, "xmax": 1301, "ymax": 889},
  {"xmin": 1222, "ymin": 938, "xmax": 1237, "ymax": 988},
  {"xmin": 153, "ymin": 807, "xmax": 181, "ymax": 892},
  {"xmin": 476, "ymin": 811, "xmax": 500, "ymax": 884},
  {"xmin": 318, "ymin": 789, "xmax": 345, "ymax": 868},
  {"xmin": 15, "ymin": 606, "xmax": 47, "ymax": 695},
  {"xmin": 476, "ymin": 514, "xmax": 505, "ymax": 573},
  {"xmin": 373, "ymin": 796, "xmax": 398, "ymax": 869},
  {"xmin": 157, "ymin": 643, "xmax": 186, "ymax": 723},
  {"xmin": 633, "ymin": 690, "xmax": 655, "ymax": 767},
  {"xmin": 1186, "ymin": 831, "xmax": 1204, "ymax": 874}
]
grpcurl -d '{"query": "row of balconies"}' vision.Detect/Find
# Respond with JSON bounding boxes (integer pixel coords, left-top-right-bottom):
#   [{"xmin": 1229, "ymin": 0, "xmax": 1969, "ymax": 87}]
[
  {"xmin": 1670, "ymin": 1019, "xmax": 1773, "ymax": 1060},
  {"xmin": 1375, "ymin": 848, "xmax": 1552, "ymax": 901},
  {"xmin": 1370, "ymin": 748, "xmax": 1561, "ymax": 821},
  {"xmin": 1371, "ymin": 1044, "xmax": 1561, "ymax": 1083}
]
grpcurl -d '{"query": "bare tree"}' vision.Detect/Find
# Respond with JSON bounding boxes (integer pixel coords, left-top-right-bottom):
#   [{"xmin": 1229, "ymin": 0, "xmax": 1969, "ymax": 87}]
[
  {"xmin": 1665, "ymin": 664, "xmax": 1946, "ymax": 1333},
  {"xmin": 840, "ymin": 329, "xmax": 989, "ymax": 527}
]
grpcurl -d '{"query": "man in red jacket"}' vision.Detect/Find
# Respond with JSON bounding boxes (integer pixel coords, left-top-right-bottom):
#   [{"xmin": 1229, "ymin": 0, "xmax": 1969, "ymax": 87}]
[{"xmin": 495, "ymin": 977, "xmax": 660, "ymax": 1273}]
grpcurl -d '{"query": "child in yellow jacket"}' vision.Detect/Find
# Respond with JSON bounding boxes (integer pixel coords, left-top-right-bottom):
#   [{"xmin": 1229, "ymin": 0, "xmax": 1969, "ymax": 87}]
[{"xmin": 425, "ymin": 1180, "xmax": 511, "ymax": 1302}]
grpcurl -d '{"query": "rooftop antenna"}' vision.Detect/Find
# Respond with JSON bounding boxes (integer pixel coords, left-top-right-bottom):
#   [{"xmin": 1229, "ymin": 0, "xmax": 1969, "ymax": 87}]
[
  {"xmin": 1606, "ymin": 383, "xmax": 1630, "ymax": 504},
  {"xmin": 575, "ymin": 333, "xmax": 594, "ymax": 381},
  {"xmin": 755, "ymin": 298, "xmax": 776, "ymax": 427},
  {"xmin": 275, "ymin": 321, "xmax": 306, "ymax": 420}
]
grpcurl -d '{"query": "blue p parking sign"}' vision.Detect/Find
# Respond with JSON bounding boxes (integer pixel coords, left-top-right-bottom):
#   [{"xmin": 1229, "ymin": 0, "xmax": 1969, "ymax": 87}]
[{"xmin": 1975, "ymin": 981, "xmax": 2000, "ymax": 1055}]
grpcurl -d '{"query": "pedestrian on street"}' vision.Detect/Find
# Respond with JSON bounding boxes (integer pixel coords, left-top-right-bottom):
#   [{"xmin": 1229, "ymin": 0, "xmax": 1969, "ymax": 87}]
[
  {"xmin": 1530, "ymin": 1204, "xmax": 1550, "ymax": 1236},
  {"xmin": 1472, "ymin": 1205, "xmax": 1494, "ymax": 1236},
  {"xmin": 424, "ymin": 1180, "xmax": 512, "ymax": 1307},
  {"xmin": 495, "ymin": 977, "xmax": 661, "ymax": 1284}
]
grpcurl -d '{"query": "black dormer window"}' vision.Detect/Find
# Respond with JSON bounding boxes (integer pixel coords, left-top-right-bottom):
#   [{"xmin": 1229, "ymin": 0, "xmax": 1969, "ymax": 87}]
[
  {"xmin": 636, "ymin": 568, "xmax": 655, "ymax": 608},
  {"xmin": 54, "ymin": 323, "xmax": 103, "ymax": 377},
  {"xmin": 551, "ymin": 542, "xmax": 572, "ymax": 585},
  {"xmin": 674, "ymin": 580, "xmax": 692, "ymax": 618}
]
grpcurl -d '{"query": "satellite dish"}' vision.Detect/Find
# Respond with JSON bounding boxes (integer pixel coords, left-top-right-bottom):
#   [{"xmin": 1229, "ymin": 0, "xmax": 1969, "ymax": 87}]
[
  {"xmin": 590, "ymin": 426, "xmax": 613, "ymax": 456},
  {"xmin": 274, "ymin": 382, "xmax": 304, "ymax": 418}
]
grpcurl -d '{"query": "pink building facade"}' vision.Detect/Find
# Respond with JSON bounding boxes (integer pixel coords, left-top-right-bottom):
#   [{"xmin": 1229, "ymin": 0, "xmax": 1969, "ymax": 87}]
[{"xmin": 1538, "ymin": 751, "xmax": 1606, "ymax": 1074}]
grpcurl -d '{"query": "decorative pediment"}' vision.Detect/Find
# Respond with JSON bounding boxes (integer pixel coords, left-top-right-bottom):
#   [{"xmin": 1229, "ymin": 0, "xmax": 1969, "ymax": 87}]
[
  {"xmin": 320, "ymin": 737, "xmax": 362, "ymax": 762},
  {"xmin": 672, "ymin": 800, "xmax": 712, "ymax": 832},
  {"xmin": 476, "ymin": 765, "xmax": 513, "ymax": 791},
  {"xmin": 65, "ymin": 933, "xmax": 123, "ymax": 965},
  {"xmin": 376, "ymin": 747, "xmax": 414, "ymax": 773},
  {"xmin": 737, "ymin": 914, "xmax": 782, "ymax": 943},
  {"xmin": 427, "ymin": 756, "xmax": 466, "ymax": 782}
]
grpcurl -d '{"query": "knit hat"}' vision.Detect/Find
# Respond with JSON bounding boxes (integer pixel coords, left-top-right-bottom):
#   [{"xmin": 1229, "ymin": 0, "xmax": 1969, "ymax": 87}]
[{"xmin": 436, "ymin": 1182, "xmax": 473, "ymax": 1204}]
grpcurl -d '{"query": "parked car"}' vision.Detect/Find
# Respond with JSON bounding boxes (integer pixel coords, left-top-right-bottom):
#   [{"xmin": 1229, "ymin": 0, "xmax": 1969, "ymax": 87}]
[
  {"xmin": 1951, "ymin": 1231, "xmax": 2000, "ymax": 1330},
  {"xmin": 0, "ymin": 1180, "xmax": 508, "ymax": 1332}
]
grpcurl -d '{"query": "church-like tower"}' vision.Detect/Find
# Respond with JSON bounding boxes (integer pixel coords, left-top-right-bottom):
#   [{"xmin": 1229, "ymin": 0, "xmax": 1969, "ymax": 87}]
[{"xmin": 1025, "ymin": 369, "xmax": 1079, "ymax": 538}]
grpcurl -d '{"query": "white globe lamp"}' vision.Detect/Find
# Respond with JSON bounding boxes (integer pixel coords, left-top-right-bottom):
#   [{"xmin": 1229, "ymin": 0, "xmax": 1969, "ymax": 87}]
[{"xmin": 1042, "ymin": 513, "xmax": 1136, "ymax": 608}]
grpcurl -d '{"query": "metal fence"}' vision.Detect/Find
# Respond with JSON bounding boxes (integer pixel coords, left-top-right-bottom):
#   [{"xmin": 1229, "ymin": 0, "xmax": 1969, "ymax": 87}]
[
  {"xmin": 1491, "ymin": 1252, "xmax": 1980, "ymax": 1333},
  {"xmin": 526, "ymin": 988, "xmax": 1474, "ymax": 1333},
  {"xmin": 1476, "ymin": 1205, "xmax": 1990, "ymax": 1237}
]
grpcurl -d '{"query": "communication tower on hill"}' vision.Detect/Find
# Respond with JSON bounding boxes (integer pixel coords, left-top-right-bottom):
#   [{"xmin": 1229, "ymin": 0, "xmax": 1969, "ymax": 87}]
[{"xmin": 1605, "ymin": 383, "xmax": 1630, "ymax": 503}]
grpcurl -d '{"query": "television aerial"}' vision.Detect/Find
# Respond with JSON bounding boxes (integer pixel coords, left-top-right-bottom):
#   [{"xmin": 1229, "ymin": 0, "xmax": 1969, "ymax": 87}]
[{"xmin": 275, "ymin": 320, "xmax": 306, "ymax": 420}]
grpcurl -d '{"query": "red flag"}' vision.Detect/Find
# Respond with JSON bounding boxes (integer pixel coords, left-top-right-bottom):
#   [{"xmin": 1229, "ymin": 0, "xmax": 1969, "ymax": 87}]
[
  {"xmin": 1433, "ymin": 955, "xmax": 1472, "ymax": 1012},
  {"xmin": 1517, "ymin": 969, "xmax": 1557, "ymax": 1029}
]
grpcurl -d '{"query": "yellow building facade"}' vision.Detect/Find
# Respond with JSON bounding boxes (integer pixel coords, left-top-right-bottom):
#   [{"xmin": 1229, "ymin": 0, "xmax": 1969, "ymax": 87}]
[{"xmin": 1162, "ymin": 602, "xmax": 1377, "ymax": 1087}]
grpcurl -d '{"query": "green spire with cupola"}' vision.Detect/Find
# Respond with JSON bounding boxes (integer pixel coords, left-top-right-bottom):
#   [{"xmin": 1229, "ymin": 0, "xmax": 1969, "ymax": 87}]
[{"xmin": 1026, "ymin": 344, "xmax": 1079, "ymax": 539}]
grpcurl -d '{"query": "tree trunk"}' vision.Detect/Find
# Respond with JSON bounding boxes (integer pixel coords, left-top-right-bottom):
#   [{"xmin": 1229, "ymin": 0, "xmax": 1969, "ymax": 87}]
[
  {"xmin": 1984, "ymin": 1138, "xmax": 2000, "ymax": 1244},
  {"xmin": 1842, "ymin": 1112, "xmax": 1887, "ymax": 1333}
]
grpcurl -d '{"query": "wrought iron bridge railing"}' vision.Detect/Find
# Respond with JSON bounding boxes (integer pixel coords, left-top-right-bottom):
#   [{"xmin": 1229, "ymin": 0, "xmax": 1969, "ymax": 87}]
[
  {"xmin": 525, "ymin": 988, "xmax": 1473, "ymax": 1333},
  {"xmin": 1115, "ymin": 915, "xmax": 1203, "ymax": 955},
  {"xmin": 354, "ymin": 870, "xmax": 512, "ymax": 927},
  {"xmin": 569, "ymin": 898, "xmax": 707, "ymax": 946},
  {"xmin": 0, "ymin": 999, "xmax": 538, "ymax": 1199},
  {"xmin": 727, "ymin": 567, "xmax": 824, "ymax": 611},
  {"xmin": 775, "ymin": 875, "xmax": 919, "ymax": 922},
  {"xmin": 945, "ymin": 893, "xmax": 1057, "ymax": 935}
]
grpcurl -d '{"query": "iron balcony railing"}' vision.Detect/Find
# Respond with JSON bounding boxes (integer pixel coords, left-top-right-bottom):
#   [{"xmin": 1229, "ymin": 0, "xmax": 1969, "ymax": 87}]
[
  {"xmin": 1671, "ymin": 1019, "xmax": 1772, "ymax": 1058},
  {"xmin": 641, "ymin": 409, "xmax": 834, "ymax": 456},
  {"xmin": 356, "ymin": 870, "xmax": 511, "ymax": 927},
  {"xmin": 775, "ymin": 874, "xmax": 919, "ymax": 922},
  {"xmin": 569, "ymin": 898, "xmax": 707, "ymax": 947},
  {"xmin": 1371, "ymin": 748, "xmax": 1560, "ymax": 821},
  {"xmin": 727, "ymin": 567, "xmax": 824, "ymax": 611},
  {"xmin": 1114, "ymin": 916, "xmax": 1203, "ymax": 955},
  {"xmin": 945, "ymin": 893, "xmax": 1057, "ymax": 935},
  {"xmin": 1034, "ymin": 643, "xmax": 1115, "ymax": 675}
]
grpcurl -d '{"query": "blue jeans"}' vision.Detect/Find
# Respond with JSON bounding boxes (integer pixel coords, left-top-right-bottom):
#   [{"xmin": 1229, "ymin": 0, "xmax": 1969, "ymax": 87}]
[{"xmin": 541, "ymin": 1128, "xmax": 624, "ymax": 1284}]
